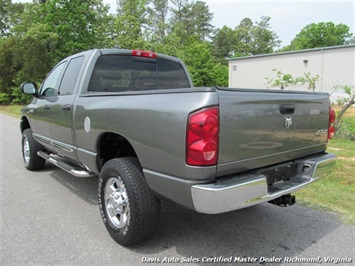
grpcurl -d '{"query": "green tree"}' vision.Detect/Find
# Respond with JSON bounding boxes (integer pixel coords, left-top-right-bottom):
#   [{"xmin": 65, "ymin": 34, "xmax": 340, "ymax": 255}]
[
  {"xmin": 36, "ymin": 0, "xmax": 110, "ymax": 59},
  {"xmin": 170, "ymin": 0, "xmax": 194, "ymax": 41},
  {"xmin": 114, "ymin": 0, "xmax": 149, "ymax": 49},
  {"xmin": 14, "ymin": 23, "xmax": 59, "ymax": 84},
  {"xmin": 170, "ymin": 0, "xmax": 189, "ymax": 23},
  {"xmin": 284, "ymin": 22, "xmax": 352, "ymax": 51},
  {"xmin": 235, "ymin": 16, "xmax": 280, "ymax": 55},
  {"xmin": 212, "ymin": 26, "xmax": 238, "ymax": 65},
  {"xmin": 0, "ymin": 23, "xmax": 58, "ymax": 102},
  {"xmin": 170, "ymin": 0, "xmax": 214, "ymax": 42},
  {"xmin": 0, "ymin": 37, "xmax": 18, "ymax": 92},
  {"xmin": 0, "ymin": 0, "xmax": 112, "ymax": 102},
  {"xmin": 250, "ymin": 16, "xmax": 280, "ymax": 55},
  {"xmin": 211, "ymin": 63, "xmax": 228, "ymax": 87},
  {"xmin": 153, "ymin": 32, "xmax": 228, "ymax": 87},
  {"xmin": 212, "ymin": 16, "xmax": 279, "ymax": 63},
  {"xmin": 191, "ymin": 1, "xmax": 214, "ymax": 41},
  {"xmin": 7, "ymin": 2, "xmax": 38, "ymax": 37},
  {"xmin": 153, "ymin": 30, "xmax": 182, "ymax": 56},
  {"xmin": 0, "ymin": 0, "xmax": 11, "ymax": 36},
  {"xmin": 147, "ymin": 0, "xmax": 169, "ymax": 43},
  {"xmin": 0, "ymin": 2, "xmax": 39, "ymax": 97},
  {"xmin": 176, "ymin": 37, "xmax": 224, "ymax": 87},
  {"xmin": 235, "ymin": 17, "xmax": 253, "ymax": 55},
  {"xmin": 0, "ymin": 1, "xmax": 26, "ymax": 37},
  {"xmin": 89, "ymin": 0, "xmax": 114, "ymax": 48}
]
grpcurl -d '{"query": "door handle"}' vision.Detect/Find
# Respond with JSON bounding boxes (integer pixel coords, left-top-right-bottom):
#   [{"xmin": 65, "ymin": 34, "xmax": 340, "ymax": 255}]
[
  {"xmin": 43, "ymin": 105, "xmax": 50, "ymax": 110},
  {"xmin": 279, "ymin": 104, "xmax": 295, "ymax": 115},
  {"xmin": 62, "ymin": 104, "xmax": 71, "ymax": 111}
]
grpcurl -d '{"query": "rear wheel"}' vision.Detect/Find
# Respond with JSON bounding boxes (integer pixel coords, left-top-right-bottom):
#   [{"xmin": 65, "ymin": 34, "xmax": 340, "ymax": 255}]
[
  {"xmin": 98, "ymin": 157, "xmax": 160, "ymax": 246},
  {"xmin": 22, "ymin": 128, "xmax": 45, "ymax": 171}
]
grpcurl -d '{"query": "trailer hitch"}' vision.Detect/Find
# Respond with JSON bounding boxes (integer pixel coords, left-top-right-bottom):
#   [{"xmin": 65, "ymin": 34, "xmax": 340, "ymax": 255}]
[{"xmin": 269, "ymin": 194, "xmax": 296, "ymax": 207}]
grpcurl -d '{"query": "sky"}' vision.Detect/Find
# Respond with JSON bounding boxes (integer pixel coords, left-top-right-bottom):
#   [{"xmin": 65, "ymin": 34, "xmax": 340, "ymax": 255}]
[{"xmin": 15, "ymin": 0, "xmax": 355, "ymax": 47}]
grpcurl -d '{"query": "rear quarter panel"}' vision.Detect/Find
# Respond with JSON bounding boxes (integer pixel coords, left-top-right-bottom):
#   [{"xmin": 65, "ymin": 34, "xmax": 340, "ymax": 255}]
[{"xmin": 74, "ymin": 90, "xmax": 219, "ymax": 180}]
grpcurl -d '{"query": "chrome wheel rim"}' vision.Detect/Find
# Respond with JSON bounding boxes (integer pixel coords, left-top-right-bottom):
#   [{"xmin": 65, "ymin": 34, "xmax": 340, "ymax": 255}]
[
  {"xmin": 104, "ymin": 176, "xmax": 130, "ymax": 229},
  {"xmin": 23, "ymin": 136, "xmax": 30, "ymax": 164}
]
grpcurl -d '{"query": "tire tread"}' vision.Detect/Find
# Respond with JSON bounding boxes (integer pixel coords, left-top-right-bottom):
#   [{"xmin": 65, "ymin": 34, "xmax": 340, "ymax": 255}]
[{"xmin": 100, "ymin": 157, "xmax": 160, "ymax": 246}]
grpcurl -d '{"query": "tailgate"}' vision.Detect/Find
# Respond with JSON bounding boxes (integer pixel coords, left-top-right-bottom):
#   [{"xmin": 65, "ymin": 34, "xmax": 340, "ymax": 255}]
[{"xmin": 217, "ymin": 88, "xmax": 330, "ymax": 177}]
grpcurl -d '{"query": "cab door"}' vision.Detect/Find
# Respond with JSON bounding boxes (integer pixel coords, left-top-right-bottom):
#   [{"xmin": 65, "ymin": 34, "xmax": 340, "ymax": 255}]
[
  {"xmin": 28, "ymin": 61, "xmax": 67, "ymax": 147},
  {"xmin": 46, "ymin": 56, "xmax": 84, "ymax": 160}
]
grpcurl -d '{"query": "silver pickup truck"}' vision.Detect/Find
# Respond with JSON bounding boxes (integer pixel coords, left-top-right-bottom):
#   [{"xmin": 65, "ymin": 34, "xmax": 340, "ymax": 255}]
[{"xmin": 21, "ymin": 49, "xmax": 336, "ymax": 246}]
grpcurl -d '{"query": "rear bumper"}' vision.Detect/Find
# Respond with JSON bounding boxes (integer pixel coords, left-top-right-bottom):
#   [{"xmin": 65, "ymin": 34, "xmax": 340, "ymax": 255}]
[{"xmin": 191, "ymin": 153, "xmax": 336, "ymax": 214}]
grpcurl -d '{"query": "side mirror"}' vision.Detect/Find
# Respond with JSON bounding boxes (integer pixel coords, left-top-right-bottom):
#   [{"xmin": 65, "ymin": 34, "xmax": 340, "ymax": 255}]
[{"xmin": 21, "ymin": 82, "xmax": 38, "ymax": 95}]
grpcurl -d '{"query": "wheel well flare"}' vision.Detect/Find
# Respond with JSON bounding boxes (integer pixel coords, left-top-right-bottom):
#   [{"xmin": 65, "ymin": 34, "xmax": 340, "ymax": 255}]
[
  {"xmin": 97, "ymin": 133, "xmax": 137, "ymax": 169},
  {"xmin": 20, "ymin": 116, "xmax": 30, "ymax": 133}
]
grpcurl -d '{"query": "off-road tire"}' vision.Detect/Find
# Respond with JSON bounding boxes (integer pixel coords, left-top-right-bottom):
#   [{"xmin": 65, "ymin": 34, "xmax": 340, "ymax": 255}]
[{"xmin": 98, "ymin": 157, "xmax": 160, "ymax": 246}]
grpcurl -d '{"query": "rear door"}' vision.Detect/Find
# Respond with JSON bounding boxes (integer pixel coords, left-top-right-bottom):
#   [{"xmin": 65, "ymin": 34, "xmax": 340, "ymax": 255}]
[
  {"xmin": 46, "ymin": 56, "xmax": 84, "ymax": 160},
  {"xmin": 216, "ymin": 88, "xmax": 330, "ymax": 177}
]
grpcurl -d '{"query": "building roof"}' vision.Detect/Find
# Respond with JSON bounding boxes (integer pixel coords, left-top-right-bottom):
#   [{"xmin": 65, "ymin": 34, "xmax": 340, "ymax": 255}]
[{"xmin": 229, "ymin": 44, "xmax": 355, "ymax": 61}]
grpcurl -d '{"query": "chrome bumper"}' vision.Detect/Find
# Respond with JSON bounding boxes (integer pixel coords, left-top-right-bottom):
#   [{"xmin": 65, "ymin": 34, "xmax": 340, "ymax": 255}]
[{"xmin": 191, "ymin": 153, "xmax": 336, "ymax": 214}]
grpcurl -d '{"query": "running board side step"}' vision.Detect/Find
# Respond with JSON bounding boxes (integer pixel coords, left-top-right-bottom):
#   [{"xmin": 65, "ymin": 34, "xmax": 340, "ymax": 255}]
[{"xmin": 37, "ymin": 151, "xmax": 95, "ymax": 178}]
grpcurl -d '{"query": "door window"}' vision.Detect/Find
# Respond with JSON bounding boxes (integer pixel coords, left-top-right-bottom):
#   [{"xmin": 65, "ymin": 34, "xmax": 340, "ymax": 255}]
[{"xmin": 40, "ymin": 62, "xmax": 67, "ymax": 96}]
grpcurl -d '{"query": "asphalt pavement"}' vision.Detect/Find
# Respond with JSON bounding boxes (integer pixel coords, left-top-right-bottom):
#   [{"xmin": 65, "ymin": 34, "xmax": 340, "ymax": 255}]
[{"xmin": 1, "ymin": 113, "xmax": 354, "ymax": 265}]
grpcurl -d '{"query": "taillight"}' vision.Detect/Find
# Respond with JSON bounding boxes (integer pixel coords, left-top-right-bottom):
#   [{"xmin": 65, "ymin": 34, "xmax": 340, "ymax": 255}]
[
  {"xmin": 186, "ymin": 107, "xmax": 219, "ymax": 166},
  {"xmin": 132, "ymin": 50, "xmax": 157, "ymax": 58},
  {"xmin": 328, "ymin": 107, "xmax": 336, "ymax": 140}
]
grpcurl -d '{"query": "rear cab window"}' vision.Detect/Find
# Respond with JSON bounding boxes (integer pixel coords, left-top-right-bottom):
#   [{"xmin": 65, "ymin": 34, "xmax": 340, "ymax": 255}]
[
  {"xmin": 88, "ymin": 55, "xmax": 191, "ymax": 92},
  {"xmin": 58, "ymin": 56, "xmax": 84, "ymax": 95}
]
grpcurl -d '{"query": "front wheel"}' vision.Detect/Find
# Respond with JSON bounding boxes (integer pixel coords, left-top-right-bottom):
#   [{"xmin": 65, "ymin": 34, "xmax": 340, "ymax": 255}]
[
  {"xmin": 22, "ymin": 128, "xmax": 45, "ymax": 171},
  {"xmin": 98, "ymin": 157, "xmax": 160, "ymax": 246}
]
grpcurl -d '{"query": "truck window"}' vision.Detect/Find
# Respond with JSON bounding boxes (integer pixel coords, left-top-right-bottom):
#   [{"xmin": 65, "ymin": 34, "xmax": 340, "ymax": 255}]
[
  {"xmin": 157, "ymin": 59, "xmax": 191, "ymax": 89},
  {"xmin": 88, "ymin": 55, "xmax": 190, "ymax": 92},
  {"xmin": 58, "ymin": 56, "xmax": 84, "ymax": 95},
  {"xmin": 133, "ymin": 61, "xmax": 158, "ymax": 90},
  {"xmin": 40, "ymin": 61, "xmax": 67, "ymax": 96}
]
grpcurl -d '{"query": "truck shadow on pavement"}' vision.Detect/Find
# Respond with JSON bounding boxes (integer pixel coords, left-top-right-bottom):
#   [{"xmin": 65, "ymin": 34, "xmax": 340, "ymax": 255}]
[
  {"xmin": 48, "ymin": 166, "xmax": 342, "ymax": 263},
  {"xmin": 48, "ymin": 164, "xmax": 99, "ymax": 205},
  {"xmin": 138, "ymin": 201, "xmax": 341, "ymax": 264}
]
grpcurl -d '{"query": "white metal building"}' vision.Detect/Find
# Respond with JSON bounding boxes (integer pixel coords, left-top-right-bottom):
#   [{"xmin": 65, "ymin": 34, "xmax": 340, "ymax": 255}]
[{"xmin": 228, "ymin": 44, "xmax": 355, "ymax": 100}]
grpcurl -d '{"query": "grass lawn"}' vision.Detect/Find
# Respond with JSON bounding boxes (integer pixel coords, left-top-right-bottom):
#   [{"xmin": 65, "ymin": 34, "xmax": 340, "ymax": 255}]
[
  {"xmin": 296, "ymin": 107, "xmax": 355, "ymax": 224},
  {"xmin": 0, "ymin": 104, "xmax": 22, "ymax": 118},
  {"xmin": 296, "ymin": 139, "xmax": 355, "ymax": 224},
  {"xmin": 1, "ymin": 105, "xmax": 354, "ymax": 223}
]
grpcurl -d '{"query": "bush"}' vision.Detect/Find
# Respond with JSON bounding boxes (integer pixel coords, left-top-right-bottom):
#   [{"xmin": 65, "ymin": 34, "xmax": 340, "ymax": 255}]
[
  {"xmin": 0, "ymin": 87, "xmax": 32, "ymax": 105},
  {"xmin": 335, "ymin": 117, "xmax": 355, "ymax": 141},
  {"xmin": 11, "ymin": 87, "xmax": 32, "ymax": 104},
  {"xmin": 0, "ymin": 92, "xmax": 11, "ymax": 104}
]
